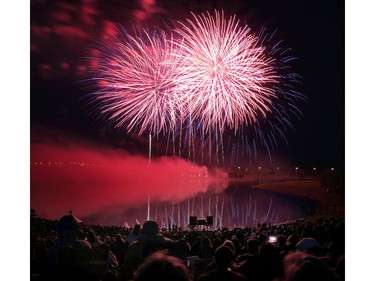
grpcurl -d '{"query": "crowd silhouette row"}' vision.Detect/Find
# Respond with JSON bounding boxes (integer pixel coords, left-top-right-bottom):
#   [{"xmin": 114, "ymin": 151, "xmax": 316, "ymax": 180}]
[{"xmin": 31, "ymin": 213, "xmax": 344, "ymax": 281}]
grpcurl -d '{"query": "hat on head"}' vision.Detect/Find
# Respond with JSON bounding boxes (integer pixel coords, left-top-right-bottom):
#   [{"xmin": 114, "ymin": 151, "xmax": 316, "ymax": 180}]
[{"xmin": 57, "ymin": 212, "xmax": 83, "ymax": 239}]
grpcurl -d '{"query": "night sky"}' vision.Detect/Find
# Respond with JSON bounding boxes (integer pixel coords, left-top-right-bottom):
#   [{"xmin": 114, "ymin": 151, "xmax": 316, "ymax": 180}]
[{"xmin": 31, "ymin": 0, "xmax": 345, "ymax": 169}]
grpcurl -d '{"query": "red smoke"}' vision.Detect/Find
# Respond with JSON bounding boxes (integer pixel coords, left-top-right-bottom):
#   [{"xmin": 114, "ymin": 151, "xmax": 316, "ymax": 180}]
[{"xmin": 30, "ymin": 137, "xmax": 228, "ymax": 224}]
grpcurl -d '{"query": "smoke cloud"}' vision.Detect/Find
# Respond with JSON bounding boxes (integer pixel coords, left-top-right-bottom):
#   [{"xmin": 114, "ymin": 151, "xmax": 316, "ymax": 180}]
[{"xmin": 31, "ymin": 135, "xmax": 228, "ymax": 225}]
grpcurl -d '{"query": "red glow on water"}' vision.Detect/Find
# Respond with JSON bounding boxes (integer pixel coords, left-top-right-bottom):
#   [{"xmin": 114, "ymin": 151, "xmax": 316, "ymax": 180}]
[{"xmin": 30, "ymin": 139, "xmax": 228, "ymax": 224}]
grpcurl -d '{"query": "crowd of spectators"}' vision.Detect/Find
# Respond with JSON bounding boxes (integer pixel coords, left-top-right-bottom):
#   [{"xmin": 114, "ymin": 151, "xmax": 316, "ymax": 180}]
[{"xmin": 31, "ymin": 213, "xmax": 344, "ymax": 281}]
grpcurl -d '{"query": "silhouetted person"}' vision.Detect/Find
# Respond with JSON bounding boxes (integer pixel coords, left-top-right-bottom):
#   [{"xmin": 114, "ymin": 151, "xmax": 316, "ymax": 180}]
[
  {"xmin": 335, "ymin": 255, "xmax": 345, "ymax": 281},
  {"xmin": 277, "ymin": 235, "xmax": 288, "ymax": 257},
  {"xmin": 222, "ymin": 239, "xmax": 236, "ymax": 253},
  {"xmin": 197, "ymin": 245, "xmax": 245, "ymax": 281},
  {"xmin": 258, "ymin": 233, "xmax": 267, "ymax": 245},
  {"xmin": 46, "ymin": 213, "xmax": 92, "ymax": 280},
  {"xmin": 232, "ymin": 239, "xmax": 264, "ymax": 281},
  {"xmin": 87, "ymin": 229, "xmax": 103, "ymax": 247},
  {"xmin": 258, "ymin": 242, "xmax": 283, "ymax": 281},
  {"xmin": 231, "ymin": 235, "xmax": 245, "ymax": 256},
  {"xmin": 296, "ymin": 237, "xmax": 321, "ymax": 256},
  {"xmin": 111, "ymin": 234, "xmax": 128, "ymax": 266},
  {"xmin": 174, "ymin": 237, "xmax": 190, "ymax": 266},
  {"xmin": 132, "ymin": 251, "xmax": 190, "ymax": 281},
  {"xmin": 121, "ymin": 221, "xmax": 177, "ymax": 281},
  {"xmin": 283, "ymin": 252, "xmax": 340, "ymax": 281}
]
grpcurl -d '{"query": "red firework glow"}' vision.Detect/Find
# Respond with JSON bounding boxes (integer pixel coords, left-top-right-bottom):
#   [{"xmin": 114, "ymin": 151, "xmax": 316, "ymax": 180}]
[
  {"xmin": 173, "ymin": 11, "xmax": 278, "ymax": 133},
  {"xmin": 30, "ymin": 137, "xmax": 228, "ymax": 225},
  {"xmin": 90, "ymin": 27, "xmax": 185, "ymax": 136},
  {"xmin": 89, "ymin": 11, "xmax": 279, "ymax": 136},
  {"xmin": 86, "ymin": 10, "xmax": 307, "ymax": 166}
]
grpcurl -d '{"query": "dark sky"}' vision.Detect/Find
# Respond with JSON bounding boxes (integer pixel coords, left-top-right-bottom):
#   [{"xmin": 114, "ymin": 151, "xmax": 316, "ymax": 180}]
[{"xmin": 30, "ymin": 0, "xmax": 345, "ymax": 170}]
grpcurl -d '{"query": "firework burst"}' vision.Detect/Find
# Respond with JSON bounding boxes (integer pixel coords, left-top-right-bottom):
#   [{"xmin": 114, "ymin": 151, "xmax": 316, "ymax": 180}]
[
  {"xmin": 86, "ymin": 11, "xmax": 306, "ymax": 165},
  {"xmin": 172, "ymin": 10, "xmax": 279, "ymax": 134},
  {"xmin": 221, "ymin": 27, "xmax": 307, "ymax": 165},
  {"xmin": 87, "ymin": 26, "xmax": 184, "ymax": 136}
]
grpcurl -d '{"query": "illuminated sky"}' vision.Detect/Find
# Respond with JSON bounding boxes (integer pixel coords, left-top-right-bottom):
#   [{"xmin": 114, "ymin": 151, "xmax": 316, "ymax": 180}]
[{"xmin": 31, "ymin": 0, "xmax": 344, "ymax": 169}]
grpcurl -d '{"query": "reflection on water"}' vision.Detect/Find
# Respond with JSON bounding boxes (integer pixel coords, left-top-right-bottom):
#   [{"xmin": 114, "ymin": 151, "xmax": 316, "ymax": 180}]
[{"xmin": 82, "ymin": 182, "xmax": 316, "ymax": 228}]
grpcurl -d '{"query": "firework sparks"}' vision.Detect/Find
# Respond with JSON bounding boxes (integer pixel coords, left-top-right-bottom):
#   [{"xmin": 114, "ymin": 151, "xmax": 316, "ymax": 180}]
[
  {"xmin": 86, "ymin": 11, "xmax": 306, "ymax": 165},
  {"xmin": 88, "ymin": 27, "xmax": 184, "ymax": 136},
  {"xmin": 172, "ymin": 10, "xmax": 278, "ymax": 133}
]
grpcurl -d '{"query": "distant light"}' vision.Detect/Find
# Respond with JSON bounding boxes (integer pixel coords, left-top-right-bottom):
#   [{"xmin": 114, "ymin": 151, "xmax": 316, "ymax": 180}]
[
  {"xmin": 313, "ymin": 167, "xmax": 316, "ymax": 170},
  {"xmin": 238, "ymin": 166, "xmax": 240, "ymax": 169},
  {"xmin": 276, "ymin": 167, "xmax": 279, "ymax": 170},
  {"xmin": 331, "ymin": 168, "xmax": 335, "ymax": 171},
  {"xmin": 258, "ymin": 166, "xmax": 261, "ymax": 170},
  {"xmin": 295, "ymin": 167, "xmax": 299, "ymax": 170}
]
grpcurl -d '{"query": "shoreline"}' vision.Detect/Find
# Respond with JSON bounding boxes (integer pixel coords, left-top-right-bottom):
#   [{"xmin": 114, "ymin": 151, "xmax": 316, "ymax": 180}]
[{"xmin": 227, "ymin": 175, "xmax": 345, "ymax": 220}]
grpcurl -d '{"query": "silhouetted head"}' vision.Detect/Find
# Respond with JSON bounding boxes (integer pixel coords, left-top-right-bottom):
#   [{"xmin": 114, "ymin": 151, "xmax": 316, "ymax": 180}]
[
  {"xmin": 115, "ymin": 233, "xmax": 125, "ymax": 243},
  {"xmin": 133, "ymin": 251, "xmax": 189, "ymax": 281},
  {"xmin": 259, "ymin": 242, "xmax": 278, "ymax": 256},
  {"xmin": 57, "ymin": 213, "xmax": 82, "ymax": 240},
  {"xmin": 296, "ymin": 238, "xmax": 320, "ymax": 255},
  {"xmin": 222, "ymin": 239, "xmax": 235, "ymax": 253},
  {"xmin": 214, "ymin": 245, "xmax": 235, "ymax": 269},
  {"xmin": 246, "ymin": 238, "xmax": 259, "ymax": 254},
  {"xmin": 141, "ymin": 221, "xmax": 159, "ymax": 235},
  {"xmin": 278, "ymin": 235, "xmax": 287, "ymax": 247},
  {"xmin": 132, "ymin": 224, "xmax": 141, "ymax": 233},
  {"xmin": 287, "ymin": 234, "xmax": 299, "ymax": 249},
  {"xmin": 283, "ymin": 252, "xmax": 340, "ymax": 281},
  {"xmin": 258, "ymin": 233, "xmax": 267, "ymax": 244}
]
